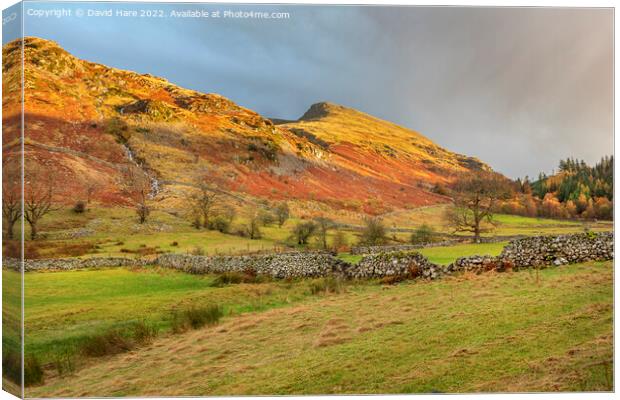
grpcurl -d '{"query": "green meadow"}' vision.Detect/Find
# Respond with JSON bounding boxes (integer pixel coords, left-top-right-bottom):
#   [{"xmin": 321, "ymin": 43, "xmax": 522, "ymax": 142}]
[{"xmin": 23, "ymin": 261, "xmax": 612, "ymax": 396}]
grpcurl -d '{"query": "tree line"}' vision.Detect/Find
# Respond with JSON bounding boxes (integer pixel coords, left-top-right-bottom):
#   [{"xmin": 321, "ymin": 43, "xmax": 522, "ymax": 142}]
[{"xmin": 504, "ymin": 156, "xmax": 613, "ymax": 220}]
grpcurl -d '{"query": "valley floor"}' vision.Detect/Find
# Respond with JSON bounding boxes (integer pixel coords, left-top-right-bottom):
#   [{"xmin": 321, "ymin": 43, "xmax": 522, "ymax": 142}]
[{"xmin": 24, "ymin": 261, "xmax": 612, "ymax": 396}]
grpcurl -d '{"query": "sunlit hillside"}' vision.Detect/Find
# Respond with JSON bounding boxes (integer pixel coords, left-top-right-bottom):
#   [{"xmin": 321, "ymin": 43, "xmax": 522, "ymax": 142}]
[{"xmin": 3, "ymin": 37, "xmax": 490, "ymax": 213}]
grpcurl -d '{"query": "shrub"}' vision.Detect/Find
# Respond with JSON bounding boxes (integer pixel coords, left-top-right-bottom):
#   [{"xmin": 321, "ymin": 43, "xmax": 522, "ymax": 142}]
[
  {"xmin": 309, "ymin": 277, "xmax": 344, "ymax": 295},
  {"xmin": 432, "ymin": 183, "xmax": 449, "ymax": 196},
  {"xmin": 3, "ymin": 351, "xmax": 45, "ymax": 386},
  {"xmin": 210, "ymin": 269, "xmax": 267, "ymax": 287},
  {"xmin": 274, "ymin": 202, "xmax": 290, "ymax": 227},
  {"xmin": 190, "ymin": 246, "xmax": 205, "ymax": 256},
  {"xmin": 209, "ymin": 215, "xmax": 231, "ymax": 233},
  {"xmin": 292, "ymin": 221, "xmax": 316, "ymax": 245},
  {"xmin": 410, "ymin": 224, "xmax": 437, "ymax": 245},
  {"xmin": 72, "ymin": 200, "xmax": 86, "ymax": 213},
  {"xmin": 380, "ymin": 275, "xmax": 406, "ymax": 285},
  {"xmin": 80, "ymin": 330, "xmax": 133, "ymax": 358},
  {"xmin": 359, "ymin": 217, "xmax": 387, "ymax": 246},
  {"xmin": 210, "ymin": 272, "xmax": 245, "ymax": 286},
  {"xmin": 258, "ymin": 210, "xmax": 276, "ymax": 226},
  {"xmin": 171, "ymin": 305, "xmax": 223, "ymax": 333}
]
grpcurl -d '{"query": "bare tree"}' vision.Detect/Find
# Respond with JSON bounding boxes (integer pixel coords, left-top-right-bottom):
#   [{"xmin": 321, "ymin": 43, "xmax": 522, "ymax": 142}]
[
  {"xmin": 245, "ymin": 211, "xmax": 262, "ymax": 239},
  {"xmin": 186, "ymin": 178, "xmax": 218, "ymax": 229},
  {"xmin": 123, "ymin": 165, "xmax": 151, "ymax": 224},
  {"xmin": 24, "ymin": 165, "xmax": 56, "ymax": 240},
  {"xmin": 314, "ymin": 217, "xmax": 334, "ymax": 249},
  {"xmin": 2, "ymin": 160, "xmax": 21, "ymax": 240},
  {"xmin": 86, "ymin": 182, "xmax": 101, "ymax": 204},
  {"xmin": 444, "ymin": 171, "xmax": 512, "ymax": 243}
]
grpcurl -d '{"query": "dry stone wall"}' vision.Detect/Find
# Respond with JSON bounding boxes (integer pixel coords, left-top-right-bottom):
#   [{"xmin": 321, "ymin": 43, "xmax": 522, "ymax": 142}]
[
  {"xmin": 155, "ymin": 252, "xmax": 350, "ymax": 279},
  {"xmin": 4, "ymin": 257, "xmax": 146, "ymax": 272},
  {"xmin": 500, "ymin": 232, "xmax": 613, "ymax": 268},
  {"xmin": 3, "ymin": 232, "xmax": 613, "ymax": 281}
]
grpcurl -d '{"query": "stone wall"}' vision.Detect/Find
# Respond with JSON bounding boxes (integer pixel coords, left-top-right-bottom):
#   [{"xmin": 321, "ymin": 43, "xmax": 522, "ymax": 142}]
[
  {"xmin": 155, "ymin": 252, "xmax": 350, "ymax": 279},
  {"xmin": 500, "ymin": 232, "xmax": 613, "ymax": 268},
  {"xmin": 349, "ymin": 252, "xmax": 437, "ymax": 279},
  {"xmin": 451, "ymin": 232, "xmax": 614, "ymax": 273},
  {"xmin": 450, "ymin": 255, "xmax": 508, "ymax": 274},
  {"xmin": 4, "ymin": 232, "xmax": 613, "ymax": 281},
  {"xmin": 4, "ymin": 257, "xmax": 147, "ymax": 272}
]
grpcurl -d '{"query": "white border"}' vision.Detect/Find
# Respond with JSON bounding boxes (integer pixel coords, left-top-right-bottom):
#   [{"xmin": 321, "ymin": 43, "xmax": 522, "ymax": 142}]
[{"xmin": 0, "ymin": 1, "xmax": 616, "ymax": 400}]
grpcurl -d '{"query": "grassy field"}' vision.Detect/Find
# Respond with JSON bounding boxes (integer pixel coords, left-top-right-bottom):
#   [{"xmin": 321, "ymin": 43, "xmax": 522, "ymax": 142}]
[
  {"xmin": 383, "ymin": 204, "xmax": 612, "ymax": 236},
  {"xmin": 14, "ymin": 268, "xmax": 364, "ymax": 367},
  {"xmin": 338, "ymin": 242, "xmax": 508, "ymax": 265},
  {"xmin": 12, "ymin": 203, "xmax": 612, "ymax": 260},
  {"xmin": 18, "ymin": 261, "xmax": 613, "ymax": 396}
]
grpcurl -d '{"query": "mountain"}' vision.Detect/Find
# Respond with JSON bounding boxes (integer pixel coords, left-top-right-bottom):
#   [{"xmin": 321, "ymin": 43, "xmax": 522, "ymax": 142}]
[{"xmin": 3, "ymin": 37, "xmax": 492, "ymax": 214}]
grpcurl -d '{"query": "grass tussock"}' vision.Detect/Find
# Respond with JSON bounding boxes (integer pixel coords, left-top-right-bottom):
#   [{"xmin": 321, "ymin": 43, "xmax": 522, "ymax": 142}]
[
  {"xmin": 210, "ymin": 269, "xmax": 269, "ymax": 287},
  {"xmin": 131, "ymin": 320, "xmax": 159, "ymax": 345},
  {"xmin": 51, "ymin": 350, "xmax": 76, "ymax": 377},
  {"xmin": 171, "ymin": 305, "xmax": 223, "ymax": 333},
  {"xmin": 24, "ymin": 355, "xmax": 45, "ymax": 386},
  {"xmin": 2, "ymin": 349, "xmax": 21, "ymax": 385},
  {"xmin": 80, "ymin": 321, "xmax": 159, "ymax": 358},
  {"xmin": 80, "ymin": 330, "xmax": 133, "ymax": 358},
  {"xmin": 308, "ymin": 276, "xmax": 345, "ymax": 295}
]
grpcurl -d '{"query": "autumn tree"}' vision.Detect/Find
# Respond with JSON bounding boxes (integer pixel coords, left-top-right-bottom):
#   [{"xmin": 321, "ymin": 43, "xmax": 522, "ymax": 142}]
[
  {"xmin": 444, "ymin": 172, "xmax": 512, "ymax": 243},
  {"xmin": 2, "ymin": 160, "xmax": 21, "ymax": 240},
  {"xmin": 359, "ymin": 217, "xmax": 388, "ymax": 246},
  {"xmin": 24, "ymin": 165, "xmax": 56, "ymax": 240},
  {"xmin": 292, "ymin": 221, "xmax": 316, "ymax": 245},
  {"xmin": 274, "ymin": 202, "xmax": 290, "ymax": 227}
]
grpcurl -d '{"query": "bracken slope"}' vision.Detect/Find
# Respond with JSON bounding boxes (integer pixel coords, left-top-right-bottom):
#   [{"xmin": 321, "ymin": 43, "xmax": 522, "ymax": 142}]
[{"xmin": 3, "ymin": 37, "xmax": 491, "ymax": 212}]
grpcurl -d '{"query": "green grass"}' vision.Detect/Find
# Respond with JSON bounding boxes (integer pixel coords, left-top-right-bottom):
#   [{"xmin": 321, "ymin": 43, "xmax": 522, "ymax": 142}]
[
  {"xmin": 26, "ymin": 261, "xmax": 612, "ymax": 396},
  {"xmin": 337, "ymin": 242, "xmax": 507, "ymax": 266},
  {"xmin": 382, "ymin": 204, "xmax": 612, "ymax": 236},
  {"xmin": 336, "ymin": 253, "xmax": 363, "ymax": 264},
  {"xmin": 15, "ymin": 203, "xmax": 611, "ymax": 260},
  {"xmin": 16, "ymin": 267, "xmax": 366, "ymax": 366}
]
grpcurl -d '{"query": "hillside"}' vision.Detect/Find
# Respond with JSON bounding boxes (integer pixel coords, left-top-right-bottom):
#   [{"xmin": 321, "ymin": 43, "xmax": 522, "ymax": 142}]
[{"xmin": 3, "ymin": 37, "xmax": 491, "ymax": 213}]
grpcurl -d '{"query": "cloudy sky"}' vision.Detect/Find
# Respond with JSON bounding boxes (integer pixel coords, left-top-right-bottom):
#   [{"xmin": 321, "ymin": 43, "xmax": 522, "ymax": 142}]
[{"xmin": 7, "ymin": 3, "xmax": 613, "ymax": 178}]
